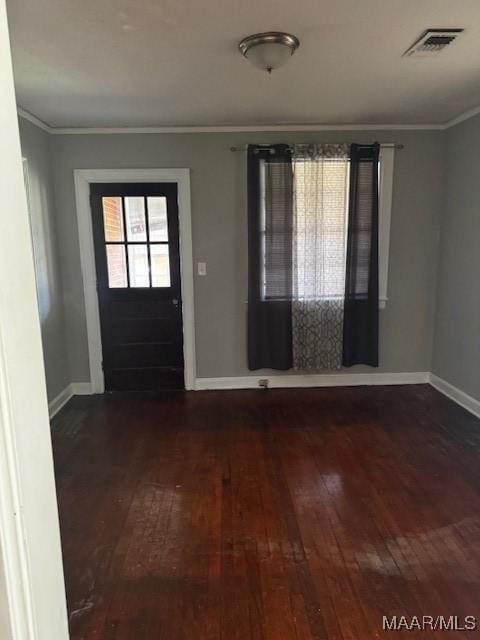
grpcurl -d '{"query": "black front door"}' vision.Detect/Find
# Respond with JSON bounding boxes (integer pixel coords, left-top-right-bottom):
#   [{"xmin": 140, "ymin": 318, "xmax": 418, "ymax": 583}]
[{"xmin": 90, "ymin": 183, "xmax": 184, "ymax": 391}]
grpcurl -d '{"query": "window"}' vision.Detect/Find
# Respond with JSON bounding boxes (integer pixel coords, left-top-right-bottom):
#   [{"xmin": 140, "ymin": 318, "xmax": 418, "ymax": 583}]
[
  {"xmin": 259, "ymin": 159, "xmax": 294, "ymax": 300},
  {"xmin": 292, "ymin": 156, "xmax": 350, "ymax": 300},
  {"xmin": 102, "ymin": 195, "xmax": 170, "ymax": 288},
  {"xmin": 260, "ymin": 146, "xmax": 394, "ymax": 307}
]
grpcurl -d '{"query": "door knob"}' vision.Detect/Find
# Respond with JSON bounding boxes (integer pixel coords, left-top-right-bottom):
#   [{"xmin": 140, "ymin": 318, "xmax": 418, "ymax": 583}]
[{"xmin": 172, "ymin": 299, "xmax": 179, "ymax": 306}]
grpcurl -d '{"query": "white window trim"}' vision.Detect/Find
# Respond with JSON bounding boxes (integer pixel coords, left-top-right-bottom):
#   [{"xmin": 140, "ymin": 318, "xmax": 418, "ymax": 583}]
[
  {"xmin": 74, "ymin": 168, "xmax": 196, "ymax": 393},
  {"xmin": 378, "ymin": 145, "xmax": 395, "ymax": 308}
]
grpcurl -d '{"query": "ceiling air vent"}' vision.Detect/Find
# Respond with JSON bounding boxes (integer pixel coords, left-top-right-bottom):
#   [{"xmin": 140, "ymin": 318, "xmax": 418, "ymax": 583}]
[{"xmin": 403, "ymin": 29, "xmax": 464, "ymax": 58}]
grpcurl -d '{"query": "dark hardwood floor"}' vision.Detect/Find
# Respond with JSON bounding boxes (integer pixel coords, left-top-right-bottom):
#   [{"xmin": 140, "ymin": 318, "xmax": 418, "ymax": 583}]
[{"xmin": 51, "ymin": 385, "xmax": 480, "ymax": 639}]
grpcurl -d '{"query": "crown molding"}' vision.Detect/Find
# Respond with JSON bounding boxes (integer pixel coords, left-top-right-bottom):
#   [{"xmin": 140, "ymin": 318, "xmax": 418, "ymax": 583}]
[
  {"xmin": 16, "ymin": 104, "xmax": 480, "ymax": 134},
  {"xmin": 43, "ymin": 122, "xmax": 446, "ymax": 134},
  {"xmin": 16, "ymin": 107, "xmax": 52, "ymax": 133},
  {"xmin": 444, "ymin": 104, "xmax": 480, "ymax": 129},
  {"xmin": 16, "ymin": 107, "xmax": 444, "ymax": 134}
]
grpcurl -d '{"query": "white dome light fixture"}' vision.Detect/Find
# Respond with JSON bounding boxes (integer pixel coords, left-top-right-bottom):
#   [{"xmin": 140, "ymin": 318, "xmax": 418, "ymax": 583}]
[{"xmin": 239, "ymin": 32, "xmax": 300, "ymax": 74}]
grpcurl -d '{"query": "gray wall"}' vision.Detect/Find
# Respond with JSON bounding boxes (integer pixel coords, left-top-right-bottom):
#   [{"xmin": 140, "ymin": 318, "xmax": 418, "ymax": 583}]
[
  {"xmin": 17, "ymin": 117, "xmax": 480, "ymax": 399},
  {"xmin": 49, "ymin": 129, "xmax": 443, "ymax": 381},
  {"xmin": 432, "ymin": 113, "xmax": 480, "ymax": 400},
  {"xmin": 18, "ymin": 118, "xmax": 69, "ymax": 400}
]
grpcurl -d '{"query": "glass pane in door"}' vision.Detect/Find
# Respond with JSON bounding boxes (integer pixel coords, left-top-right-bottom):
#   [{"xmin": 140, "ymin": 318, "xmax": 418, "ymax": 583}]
[
  {"xmin": 125, "ymin": 197, "xmax": 147, "ymax": 242},
  {"xmin": 106, "ymin": 245, "xmax": 127, "ymax": 287},
  {"xmin": 151, "ymin": 245, "xmax": 171, "ymax": 287},
  {"xmin": 147, "ymin": 197, "xmax": 168, "ymax": 241},
  {"xmin": 103, "ymin": 197, "xmax": 124, "ymax": 242},
  {"xmin": 128, "ymin": 244, "xmax": 149, "ymax": 287}
]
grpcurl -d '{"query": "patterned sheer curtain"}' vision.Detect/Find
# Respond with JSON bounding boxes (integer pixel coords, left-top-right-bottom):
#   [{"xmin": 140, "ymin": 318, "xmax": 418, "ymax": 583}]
[{"xmin": 292, "ymin": 144, "xmax": 350, "ymax": 369}]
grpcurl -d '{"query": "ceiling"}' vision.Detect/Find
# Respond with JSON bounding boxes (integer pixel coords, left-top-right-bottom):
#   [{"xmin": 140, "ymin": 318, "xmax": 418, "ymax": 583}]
[{"xmin": 6, "ymin": 0, "xmax": 480, "ymax": 128}]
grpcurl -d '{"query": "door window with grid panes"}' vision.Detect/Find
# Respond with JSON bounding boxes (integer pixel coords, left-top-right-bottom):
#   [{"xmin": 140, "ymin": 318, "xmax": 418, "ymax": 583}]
[{"xmin": 102, "ymin": 195, "xmax": 171, "ymax": 288}]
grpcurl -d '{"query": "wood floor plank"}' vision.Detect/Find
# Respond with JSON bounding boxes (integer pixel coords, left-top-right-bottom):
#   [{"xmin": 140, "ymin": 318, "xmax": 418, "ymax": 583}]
[{"xmin": 51, "ymin": 385, "xmax": 480, "ymax": 639}]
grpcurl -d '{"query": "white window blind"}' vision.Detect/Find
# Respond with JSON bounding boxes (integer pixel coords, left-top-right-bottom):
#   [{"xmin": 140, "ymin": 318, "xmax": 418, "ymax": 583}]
[{"xmin": 259, "ymin": 146, "xmax": 394, "ymax": 307}]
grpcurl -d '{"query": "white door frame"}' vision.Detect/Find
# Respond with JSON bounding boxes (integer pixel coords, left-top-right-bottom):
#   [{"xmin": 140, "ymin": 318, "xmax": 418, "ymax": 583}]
[
  {"xmin": 0, "ymin": 1, "xmax": 69, "ymax": 637},
  {"xmin": 74, "ymin": 168, "xmax": 196, "ymax": 392}
]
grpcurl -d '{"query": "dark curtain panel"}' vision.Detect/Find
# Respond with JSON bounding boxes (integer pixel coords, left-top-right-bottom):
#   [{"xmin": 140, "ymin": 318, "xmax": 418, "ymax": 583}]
[
  {"xmin": 248, "ymin": 144, "xmax": 293, "ymax": 370},
  {"xmin": 342, "ymin": 143, "xmax": 380, "ymax": 367}
]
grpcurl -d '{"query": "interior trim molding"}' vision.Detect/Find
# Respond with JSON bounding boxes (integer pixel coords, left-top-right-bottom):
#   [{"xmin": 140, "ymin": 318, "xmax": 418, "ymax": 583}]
[
  {"xmin": 17, "ymin": 104, "xmax": 480, "ymax": 134},
  {"xmin": 71, "ymin": 381, "xmax": 93, "ymax": 395},
  {"xmin": 2, "ymin": 23, "xmax": 68, "ymax": 632},
  {"xmin": 45, "ymin": 123, "xmax": 445, "ymax": 134},
  {"xmin": 48, "ymin": 382, "xmax": 93, "ymax": 418},
  {"xmin": 48, "ymin": 382, "xmax": 93, "ymax": 420},
  {"xmin": 48, "ymin": 374, "xmax": 480, "ymax": 424},
  {"xmin": 429, "ymin": 374, "xmax": 480, "ymax": 419},
  {"xmin": 195, "ymin": 371, "xmax": 430, "ymax": 390},
  {"xmin": 48, "ymin": 385, "xmax": 73, "ymax": 418},
  {"xmin": 16, "ymin": 107, "xmax": 51, "ymax": 133},
  {"xmin": 17, "ymin": 108, "xmax": 445, "ymax": 133},
  {"xmin": 444, "ymin": 104, "xmax": 480, "ymax": 129},
  {"xmin": 74, "ymin": 168, "xmax": 196, "ymax": 393},
  {"xmin": 0, "ymin": 341, "xmax": 36, "ymax": 639}
]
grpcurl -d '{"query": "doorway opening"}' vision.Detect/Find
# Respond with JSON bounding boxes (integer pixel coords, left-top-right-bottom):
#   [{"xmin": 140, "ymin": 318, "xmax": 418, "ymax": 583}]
[
  {"xmin": 74, "ymin": 168, "xmax": 196, "ymax": 393},
  {"xmin": 91, "ymin": 182, "xmax": 184, "ymax": 391}
]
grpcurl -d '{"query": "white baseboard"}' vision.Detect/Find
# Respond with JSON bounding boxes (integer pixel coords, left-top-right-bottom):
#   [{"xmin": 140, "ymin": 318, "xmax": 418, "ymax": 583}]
[
  {"xmin": 429, "ymin": 373, "xmax": 480, "ymax": 419},
  {"xmin": 48, "ymin": 385, "xmax": 73, "ymax": 418},
  {"xmin": 195, "ymin": 371, "xmax": 430, "ymax": 391},
  {"xmin": 48, "ymin": 382, "xmax": 93, "ymax": 418},
  {"xmin": 48, "ymin": 374, "xmax": 480, "ymax": 422},
  {"xmin": 70, "ymin": 382, "xmax": 93, "ymax": 396}
]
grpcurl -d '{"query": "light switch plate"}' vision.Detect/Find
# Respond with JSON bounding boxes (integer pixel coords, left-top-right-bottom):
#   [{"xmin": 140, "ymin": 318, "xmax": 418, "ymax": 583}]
[{"xmin": 198, "ymin": 262, "xmax": 207, "ymax": 276}]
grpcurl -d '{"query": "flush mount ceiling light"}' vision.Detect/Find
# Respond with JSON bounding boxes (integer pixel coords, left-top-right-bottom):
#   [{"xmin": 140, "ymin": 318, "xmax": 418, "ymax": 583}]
[{"xmin": 239, "ymin": 32, "xmax": 300, "ymax": 73}]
